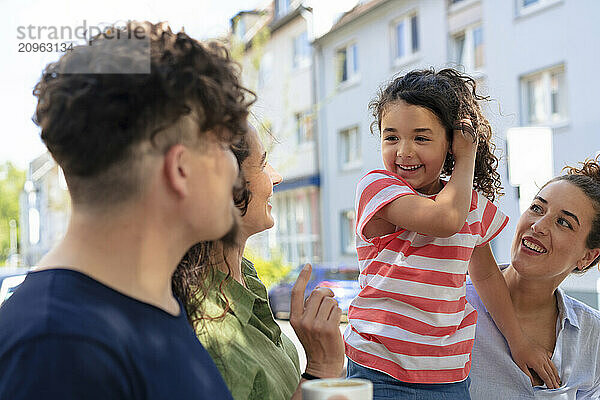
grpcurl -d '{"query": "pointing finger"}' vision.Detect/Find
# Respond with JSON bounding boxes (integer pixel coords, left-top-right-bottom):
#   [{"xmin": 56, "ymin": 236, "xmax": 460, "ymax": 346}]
[{"xmin": 291, "ymin": 264, "xmax": 311, "ymax": 320}]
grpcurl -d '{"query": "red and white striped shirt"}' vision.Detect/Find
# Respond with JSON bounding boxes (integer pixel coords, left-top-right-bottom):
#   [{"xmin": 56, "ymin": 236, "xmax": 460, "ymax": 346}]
[{"xmin": 344, "ymin": 170, "xmax": 509, "ymax": 384}]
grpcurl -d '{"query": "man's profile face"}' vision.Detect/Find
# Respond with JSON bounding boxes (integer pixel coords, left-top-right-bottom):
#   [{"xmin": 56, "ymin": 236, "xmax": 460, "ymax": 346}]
[{"xmin": 187, "ymin": 136, "xmax": 240, "ymax": 242}]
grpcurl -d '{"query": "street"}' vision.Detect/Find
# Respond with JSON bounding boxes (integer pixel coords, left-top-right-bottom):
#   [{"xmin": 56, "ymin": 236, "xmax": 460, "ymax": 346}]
[{"xmin": 276, "ymin": 319, "xmax": 348, "ymax": 373}]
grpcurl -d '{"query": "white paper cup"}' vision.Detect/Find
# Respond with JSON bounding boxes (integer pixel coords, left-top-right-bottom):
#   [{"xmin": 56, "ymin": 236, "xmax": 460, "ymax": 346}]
[{"xmin": 301, "ymin": 378, "xmax": 373, "ymax": 400}]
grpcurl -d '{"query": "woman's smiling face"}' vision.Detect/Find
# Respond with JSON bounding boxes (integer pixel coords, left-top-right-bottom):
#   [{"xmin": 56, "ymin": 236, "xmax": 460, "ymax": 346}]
[
  {"xmin": 511, "ymin": 180, "xmax": 600, "ymax": 282},
  {"xmin": 240, "ymin": 125, "xmax": 282, "ymax": 237},
  {"xmin": 380, "ymin": 100, "xmax": 450, "ymax": 194}
]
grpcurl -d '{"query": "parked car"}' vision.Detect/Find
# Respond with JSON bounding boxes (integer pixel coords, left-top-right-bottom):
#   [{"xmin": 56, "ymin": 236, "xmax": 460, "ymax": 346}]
[
  {"xmin": 268, "ymin": 264, "xmax": 360, "ymax": 320},
  {"xmin": 0, "ymin": 267, "xmax": 30, "ymax": 307}
]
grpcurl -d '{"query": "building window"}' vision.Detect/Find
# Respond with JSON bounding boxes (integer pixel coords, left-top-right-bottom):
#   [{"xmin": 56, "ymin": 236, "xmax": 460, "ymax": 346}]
[
  {"xmin": 451, "ymin": 25, "xmax": 484, "ymax": 71},
  {"xmin": 339, "ymin": 126, "xmax": 361, "ymax": 169},
  {"xmin": 276, "ymin": 0, "xmax": 291, "ymax": 18},
  {"xmin": 392, "ymin": 13, "xmax": 419, "ymax": 63},
  {"xmin": 336, "ymin": 43, "xmax": 358, "ymax": 84},
  {"xmin": 473, "ymin": 26, "xmax": 483, "ymax": 69},
  {"xmin": 28, "ymin": 208, "xmax": 40, "ymax": 245},
  {"xmin": 521, "ymin": 65, "xmax": 567, "ymax": 125},
  {"xmin": 293, "ymin": 31, "xmax": 311, "ymax": 69},
  {"xmin": 258, "ymin": 51, "xmax": 273, "ymax": 89},
  {"xmin": 517, "ymin": 0, "xmax": 562, "ymax": 16},
  {"xmin": 340, "ymin": 209, "xmax": 357, "ymax": 254},
  {"xmin": 271, "ymin": 187, "xmax": 321, "ymax": 264},
  {"xmin": 295, "ymin": 111, "xmax": 313, "ymax": 145}
]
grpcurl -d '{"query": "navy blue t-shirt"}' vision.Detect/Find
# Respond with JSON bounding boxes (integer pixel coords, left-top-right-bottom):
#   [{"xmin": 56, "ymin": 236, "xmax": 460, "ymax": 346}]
[{"xmin": 0, "ymin": 269, "xmax": 233, "ymax": 399}]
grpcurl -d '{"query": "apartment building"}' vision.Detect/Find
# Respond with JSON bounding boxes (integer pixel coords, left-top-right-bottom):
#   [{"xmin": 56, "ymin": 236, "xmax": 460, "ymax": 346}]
[
  {"xmin": 313, "ymin": 0, "xmax": 600, "ymax": 306},
  {"xmin": 313, "ymin": 0, "xmax": 450, "ymax": 265},
  {"xmin": 483, "ymin": 0, "xmax": 600, "ymax": 306},
  {"xmin": 231, "ymin": 1, "xmax": 322, "ymax": 264},
  {"xmin": 19, "ymin": 153, "xmax": 70, "ymax": 267}
]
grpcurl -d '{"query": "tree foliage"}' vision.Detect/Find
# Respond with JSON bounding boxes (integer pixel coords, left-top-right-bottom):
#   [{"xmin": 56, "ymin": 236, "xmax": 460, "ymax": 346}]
[
  {"xmin": 0, "ymin": 162, "xmax": 26, "ymax": 265},
  {"xmin": 244, "ymin": 247, "xmax": 292, "ymax": 290}
]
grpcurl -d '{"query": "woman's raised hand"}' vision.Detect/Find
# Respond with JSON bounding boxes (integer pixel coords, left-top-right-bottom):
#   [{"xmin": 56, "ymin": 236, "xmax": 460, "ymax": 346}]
[{"xmin": 290, "ymin": 263, "xmax": 345, "ymax": 379}]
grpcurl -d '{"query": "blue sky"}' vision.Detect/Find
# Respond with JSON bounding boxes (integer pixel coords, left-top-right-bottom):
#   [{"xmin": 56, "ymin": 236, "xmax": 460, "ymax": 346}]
[{"xmin": 0, "ymin": 0, "xmax": 265, "ymax": 168}]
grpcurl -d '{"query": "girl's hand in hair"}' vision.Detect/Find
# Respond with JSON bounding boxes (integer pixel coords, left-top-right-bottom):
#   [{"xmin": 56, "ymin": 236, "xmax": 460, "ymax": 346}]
[{"xmin": 451, "ymin": 119, "xmax": 478, "ymax": 162}]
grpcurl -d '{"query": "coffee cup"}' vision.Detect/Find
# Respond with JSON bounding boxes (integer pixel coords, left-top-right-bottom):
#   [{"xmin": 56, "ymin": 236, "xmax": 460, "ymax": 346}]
[{"xmin": 301, "ymin": 378, "xmax": 372, "ymax": 400}]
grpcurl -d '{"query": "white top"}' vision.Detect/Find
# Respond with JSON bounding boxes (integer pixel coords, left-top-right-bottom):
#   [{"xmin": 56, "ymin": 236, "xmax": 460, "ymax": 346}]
[{"xmin": 467, "ymin": 279, "xmax": 600, "ymax": 399}]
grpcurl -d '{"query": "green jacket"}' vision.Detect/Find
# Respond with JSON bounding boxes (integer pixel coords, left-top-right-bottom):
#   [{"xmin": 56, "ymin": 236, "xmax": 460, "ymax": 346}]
[{"xmin": 196, "ymin": 258, "xmax": 300, "ymax": 400}]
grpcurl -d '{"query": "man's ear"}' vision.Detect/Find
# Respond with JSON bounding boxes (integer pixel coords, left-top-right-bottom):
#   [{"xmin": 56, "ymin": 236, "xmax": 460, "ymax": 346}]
[
  {"xmin": 576, "ymin": 248, "xmax": 600, "ymax": 271},
  {"xmin": 163, "ymin": 144, "xmax": 190, "ymax": 198}
]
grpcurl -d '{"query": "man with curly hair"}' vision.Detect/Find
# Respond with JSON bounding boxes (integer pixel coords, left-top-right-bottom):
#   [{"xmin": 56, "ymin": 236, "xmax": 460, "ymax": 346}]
[{"xmin": 0, "ymin": 22, "xmax": 252, "ymax": 399}]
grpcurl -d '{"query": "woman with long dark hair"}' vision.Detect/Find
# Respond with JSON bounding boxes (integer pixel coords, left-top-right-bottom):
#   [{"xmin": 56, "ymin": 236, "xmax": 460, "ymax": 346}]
[{"xmin": 173, "ymin": 124, "xmax": 345, "ymax": 400}]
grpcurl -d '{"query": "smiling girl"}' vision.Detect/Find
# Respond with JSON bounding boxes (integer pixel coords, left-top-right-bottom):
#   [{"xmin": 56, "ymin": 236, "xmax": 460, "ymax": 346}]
[{"xmin": 344, "ymin": 69, "xmax": 560, "ymax": 399}]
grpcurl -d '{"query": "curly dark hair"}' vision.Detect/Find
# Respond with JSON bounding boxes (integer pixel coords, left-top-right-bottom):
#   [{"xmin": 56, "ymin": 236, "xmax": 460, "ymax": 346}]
[
  {"xmin": 369, "ymin": 68, "xmax": 503, "ymax": 202},
  {"xmin": 33, "ymin": 21, "xmax": 255, "ymax": 206},
  {"xmin": 543, "ymin": 155, "xmax": 600, "ymax": 271},
  {"xmin": 172, "ymin": 241, "xmax": 224, "ymax": 330}
]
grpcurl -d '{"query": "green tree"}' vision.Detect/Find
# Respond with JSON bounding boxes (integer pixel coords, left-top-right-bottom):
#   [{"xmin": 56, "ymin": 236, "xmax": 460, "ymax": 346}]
[
  {"xmin": 0, "ymin": 162, "xmax": 26, "ymax": 265},
  {"xmin": 244, "ymin": 247, "xmax": 292, "ymax": 290}
]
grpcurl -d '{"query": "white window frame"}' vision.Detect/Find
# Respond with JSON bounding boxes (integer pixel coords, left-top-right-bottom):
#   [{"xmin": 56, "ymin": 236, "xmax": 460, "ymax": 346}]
[
  {"xmin": 450, "ymin": 24, "xmax": 484, "ymax": 73},
  {"xmin": 335, "ymin": 42, "xmax": 359, "ymax": 86},
  {"xmin": 520, "ymin": 64, "xmax": 567, "ymax": 126},
  {"xmin": 276, "ymin": 0, "xmax": 291, "ymax": 18},
  {"xmin": 294, "ymin": 110, "xmax": 314, "ymax": 146},
  {"xmin": 292, "ymin": 31, "xmax": 311, "ymax": 70},
  {"xmin": 391, "ymin": 11, "xmax": 419, "ymax": 66},
  {"xmin": 339, "ymin": 125, "xmax": 362, "ymax": 170},
  {"xmin": 258, "ymin": 51, "xmax": 273, "ymax": 89},
  {"xmin": 340, "ymin": 209, "xmax": 357, "ymax": 255},
  {"xmin": 516, "ymin": 0, "xmax": 562, "ymax": 17},
  {"xmin": 271, "ymin": 188, "xmax": 320, "ymax": 264}
]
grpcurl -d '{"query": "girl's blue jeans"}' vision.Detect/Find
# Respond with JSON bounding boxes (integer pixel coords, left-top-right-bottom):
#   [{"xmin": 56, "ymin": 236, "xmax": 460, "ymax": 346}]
[{"xmin": 346, "ymin": 358, "xmax": 471, "ymax": 400}]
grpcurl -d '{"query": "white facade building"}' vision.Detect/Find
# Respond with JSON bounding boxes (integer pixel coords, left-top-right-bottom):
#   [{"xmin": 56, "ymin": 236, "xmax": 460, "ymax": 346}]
[
  {"xmin": 232, "ymin": 1, "xmax": 323, "ymax": 264},
  {"xmin": 482, "ymin": 0, "xmax": 600, "ymax": 307},
  {"xmin": 314, "ymin": 0, "xmax": 600, "ymax": 307},
  {"xmin": 314, "ymin": 0, "xmax": 450, "ymax": 265},
  {"xmin": 19, "ymin": 153, "xmax": 70, "ymax": 267}
]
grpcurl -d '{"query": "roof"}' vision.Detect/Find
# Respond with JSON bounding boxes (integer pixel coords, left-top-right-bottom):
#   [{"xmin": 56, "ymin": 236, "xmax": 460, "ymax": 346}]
[
  {"xmin": 269, "ymin": 4, "xmax": 312, "ymax": 34},
  {"xmin": 230, "ymin": 9, "xmax": 263, "ymax": 24},
  {"xmin": 315, "ymin": 0, "xmax": 393, "ymax": 43}
]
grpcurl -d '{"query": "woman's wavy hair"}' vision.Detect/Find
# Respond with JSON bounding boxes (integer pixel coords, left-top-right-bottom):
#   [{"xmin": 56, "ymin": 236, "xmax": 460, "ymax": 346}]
[
  {"xmin": 33, "ymin": 21, "xmax": 255, "ymax": 206},
  {"xmin": 369, "ymin": 68, "xmax": 503, "ymax": 201},
  {"xmin": 543, "ymin": 155, "xmax": 600, "ymax": 271}
]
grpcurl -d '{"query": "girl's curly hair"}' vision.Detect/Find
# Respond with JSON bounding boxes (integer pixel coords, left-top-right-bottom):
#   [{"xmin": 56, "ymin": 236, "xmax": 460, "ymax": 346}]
[{"xmin": 369, "ymin": 68, "xmax": 503, "ymax": 202}]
